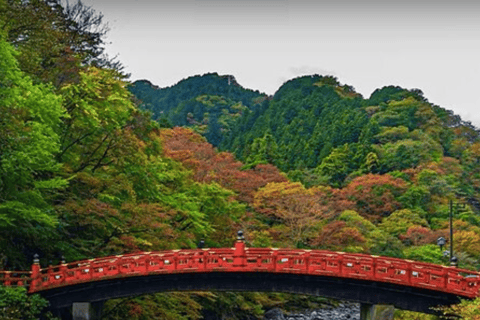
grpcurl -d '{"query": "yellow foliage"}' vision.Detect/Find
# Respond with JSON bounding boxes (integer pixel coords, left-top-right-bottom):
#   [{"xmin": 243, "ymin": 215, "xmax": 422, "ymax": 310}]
[{"xmin": 454, "ymin": 230, "xmax": 480, "ymax": 258}]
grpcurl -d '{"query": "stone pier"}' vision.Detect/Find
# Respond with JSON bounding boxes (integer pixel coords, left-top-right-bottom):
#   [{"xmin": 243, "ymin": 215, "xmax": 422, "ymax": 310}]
[
  {"xmin": 72, "ymin": 302, "xmax": 103, "ymax": 320},
  {"xmin": 360, "ymin": 303, "xmax": 395, "ymax": 320}
]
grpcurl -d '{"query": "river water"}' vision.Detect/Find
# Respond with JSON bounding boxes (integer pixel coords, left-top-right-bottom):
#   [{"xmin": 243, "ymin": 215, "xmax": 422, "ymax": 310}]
[{"xmin": 264, "ymin": 301, "xmax": 360, "ymax": 320}]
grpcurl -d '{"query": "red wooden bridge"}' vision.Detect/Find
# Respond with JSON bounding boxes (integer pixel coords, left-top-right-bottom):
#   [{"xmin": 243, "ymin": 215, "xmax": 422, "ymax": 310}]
[{"xmin": 1, "ymin": 233, "xmax": 480, "ymax": 315}]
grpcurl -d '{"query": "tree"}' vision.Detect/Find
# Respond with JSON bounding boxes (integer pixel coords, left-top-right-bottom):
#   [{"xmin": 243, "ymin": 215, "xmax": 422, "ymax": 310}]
[
  {"xmin": 403, "ymin": 244, "xmax": 445, "ymax": 265},
  {"xmin": 0, "ymin": 286, "xmax": 56, "ymax": 320},
  {"xmin": 0, "ymin": 36, "xmax": 67, "ymax": 267},
  {"xmin": 399, "ymin": 225, "xmax": 434, "ymax": 246},
  {"xmin": 339, "ymin": 174, "xmax": 407, "ymax": 221},
  {"xmin": 337, "ymin": 210, "xmax": 376, "ymax": 235},
  {"xmin": 253, "ymin": 182, "xmax": 332, "ymax": 246},
  {"xmin": 376, "ymin": 138, "xmax": 443, "ymax": 173},
  {"xmin": 3, "ymin": 0, "xmax": 114, "ymax": 85},
  {"xmin": 453, "ymin": 230, "xmax": 480, "ymax": 260},
  {"xmin": 373, "ymin": 126, "xmax": 410, "ymax": 144},
  {"xmin": 315, "ymin": 144, "xmax": 352, "ymax": 186},
  {"xmin": 437, "ymin": 297, "xmax": 480, "ymax": 320},
  {"xmin": 102, "ymin": 293, "xmax": 203, "ymax": 320},
  {"xmin": 58, "ymin": 67, "xmax": 135, "ymax": 173},
  {"xmin": 378, "ymin": 209, "xmax": 429, "ymax": 237},
  {"xmin": 310, "ymin": 220, "xmax": 366, "ymax": 251},
  {"xmin": 244, "ymin": 131, "xmax": 279, "ymax": 168},
  {"xmin": 160, "ymin": 127, "xmax": 286, "ymax": 203}
]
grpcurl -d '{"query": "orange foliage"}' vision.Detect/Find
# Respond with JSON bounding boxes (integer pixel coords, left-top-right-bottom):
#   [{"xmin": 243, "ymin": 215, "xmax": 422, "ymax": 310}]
[
  {"xmin": 60, "ymin": 197, "xmax": 183, "ymax": 253},
  {"xmin": 252, "ymin": 182, "xmax": 338, "ymax": 245},
  {"xmin": 399, "ymin": 226, "xmax": 433, "ymax": 246},
  {"xmin": 160, "ymin": 127, "xmax": 287, "ymax": 203},
  {"xmin": 399, "ymin": 226, "xmax": 451, "ymax": 248},
  {"xmin": 339, "ymin": 174, "xmax": 407, "ymax": 221},
  {"xmin": 438, "ymin": 157, "xmax": 463, "ymax": 176},
  {"xmin": 310, "ymin": 221, "xmax": 365, "ymax": 250}
]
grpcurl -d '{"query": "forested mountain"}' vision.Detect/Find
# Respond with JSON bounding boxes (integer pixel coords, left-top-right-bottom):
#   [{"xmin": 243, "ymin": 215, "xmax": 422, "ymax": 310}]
[
  {"xmin": 131, "ymin": 73, "xmax": 479, "ymax": 193},
  {"xmin": 129, "ymin": 74, "xmax": 267, "ymax": 145},
  {"xmin": 2, "ymin": 1, "xmax": 480, "ymax": 319},
  {"xmin": 225, "ymin": 75, "xmax": 480, "ymax": 192},
  {"xmin": 223, "ymin": 75, "xmax": 368, "ymax": 172}
]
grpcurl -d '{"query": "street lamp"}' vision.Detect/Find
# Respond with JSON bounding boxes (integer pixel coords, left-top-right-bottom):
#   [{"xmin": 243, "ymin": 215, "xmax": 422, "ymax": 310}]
[
  {"xmin": 448, "ymin": 198, "xmax": 467, "ymax": 267},
  {"xmin": 437, "ymin": 237, "xmax": 446, "ymax": 251},
  {"xmin": 449, "ymin": 200, "xmax": 457, "ymax": 266},
  {"xmin": 437, "ymin": 236, "xmax": 451, "ymax": 263}
]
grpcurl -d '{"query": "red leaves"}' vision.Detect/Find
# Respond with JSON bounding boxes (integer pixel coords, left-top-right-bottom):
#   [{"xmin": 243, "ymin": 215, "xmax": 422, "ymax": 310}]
[
  {"xmin": 339, "ymin": 174, "xmax": 407, "ymax": 221},
  {"xmin": 310, "ymin": 221, "xmax": 365, "ymax": 250},
  {"xmin": 399, "ymin": 226, "xmax": 434, "ymax": 246},
  {"xmin": 160, "ymin": 127, "xmax": 286, "ymax": 203}
]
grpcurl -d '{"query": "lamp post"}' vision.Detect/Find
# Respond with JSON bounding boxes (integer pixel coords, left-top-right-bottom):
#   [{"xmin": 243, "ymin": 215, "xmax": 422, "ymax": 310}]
[
  {"xmin": 437, "ymin": 236, "xmax": 450, "ymax": 263},
  {"xmin": 449, "ymin": 200, "xmax": 457, "ymax": 267},
  {"xmin": 448, "ymin": 198, "xmax": 467, "ymax": 267},
  {"xmin": 437, "ymin": 237, "xmax": 446, "ymax": 252}
]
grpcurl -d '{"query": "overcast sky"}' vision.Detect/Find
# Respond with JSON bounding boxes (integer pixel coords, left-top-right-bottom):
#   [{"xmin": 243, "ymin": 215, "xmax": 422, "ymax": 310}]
[{"xmin": 80, "ymin": 0, "xmax": 480, "ymax": 128}]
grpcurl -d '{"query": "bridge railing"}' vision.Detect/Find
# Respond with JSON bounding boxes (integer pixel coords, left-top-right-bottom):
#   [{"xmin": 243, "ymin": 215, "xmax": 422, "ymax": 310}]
[
  {"xmin": 242, "ymin": 248, "xmax": 480, "ymax": 298},
  {"xmin": 0, "ymin": 271, "xmax": 32, "ymax": 287},
  {"xmin": 1, "ymin": 242, "xmax": 479, "ymax": 299}
]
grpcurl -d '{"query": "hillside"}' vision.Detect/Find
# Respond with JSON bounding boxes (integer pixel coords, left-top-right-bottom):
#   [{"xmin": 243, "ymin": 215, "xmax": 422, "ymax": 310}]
[
  {"xmin": 128, "ymin": 72, "xmax": 480, "ymax": 265},
  {"xmin": 129, "ymin": 72, "xmax": 480, "ymax": 319},
  {"xmin": 130, "ymin": 74, "xmax": 480, "ymax": 192}
]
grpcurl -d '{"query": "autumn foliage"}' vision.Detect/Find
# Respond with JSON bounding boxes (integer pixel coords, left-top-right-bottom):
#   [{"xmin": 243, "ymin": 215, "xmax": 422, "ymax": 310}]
[
  {"xmin": 310, "ymin": 221, "xmax": 366, "ymax": 250},
  {"xmin": 339, "ymin": 174, "xmax": 408, "ymax": 221},
  {"xmin": 160, "ymin": 127, "xmax": 287, "ymax": 202}
]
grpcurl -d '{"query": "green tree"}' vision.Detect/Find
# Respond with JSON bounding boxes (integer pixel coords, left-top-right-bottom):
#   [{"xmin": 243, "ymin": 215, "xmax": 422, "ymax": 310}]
[
  {"xmin": 2, "ymin": 0, "xmax": 113, "ymax": 85},
  {"xmin": 244, "ymin": 132, "xmax": 279, "ymax": 168},
  {"xmin": 0, "ymin": 286, "xmax": 56, "ymax": 320},
  {"xmin": 437, "ymin": 297, "xmax": 480, "ymax": 319},
  {"xmin": 403, "ymin": 244, "xmax": 444, "ymax": 264},
  {"xmin": 378, "ymin": 209, "xmax": 428, "ymax": 237},
  {"xmin": 58, "ymin": 67, "xmax": 135, "ymax": 173},
  {"xmin": 315, "ymin": 144, "xmax": 352, "ymax": 186},
  {"xmin": 0, "ymin": 36, "xmax": 67, "ymax": 267}
]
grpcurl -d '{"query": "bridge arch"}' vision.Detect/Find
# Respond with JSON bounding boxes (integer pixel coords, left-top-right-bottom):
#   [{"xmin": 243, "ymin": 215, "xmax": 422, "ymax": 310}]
[
  {"xmin": 2, "ymin": 236, "xmax": 479, "ymax": 316},
  {"xmin": 41, "ymin": 268, "xmax": 463, "ymax": 314}
]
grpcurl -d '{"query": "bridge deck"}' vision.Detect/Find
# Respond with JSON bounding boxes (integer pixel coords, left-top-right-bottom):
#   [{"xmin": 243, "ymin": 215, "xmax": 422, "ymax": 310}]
[{"xmin": 1, "ymin": 240, "xmax": 479, "ymax": 313}]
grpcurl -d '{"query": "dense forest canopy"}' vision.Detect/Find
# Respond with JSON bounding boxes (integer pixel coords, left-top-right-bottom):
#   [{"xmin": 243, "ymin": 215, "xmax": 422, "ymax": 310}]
[{"xmin": 1, "ymin": 0, "xmax": 480, "ymax": 319}]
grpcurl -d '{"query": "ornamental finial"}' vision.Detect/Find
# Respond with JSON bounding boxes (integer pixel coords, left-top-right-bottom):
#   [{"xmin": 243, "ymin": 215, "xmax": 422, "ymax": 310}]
[{"xmin": 237, "ymin": 230, "xmax": 245, "ymax": 241}]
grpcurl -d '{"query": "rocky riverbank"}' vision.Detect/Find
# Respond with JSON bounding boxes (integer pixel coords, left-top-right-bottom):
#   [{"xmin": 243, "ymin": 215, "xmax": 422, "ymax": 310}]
[{"xmin": 264, "ymin": 302, "xmax": 360, "ymax": 320}]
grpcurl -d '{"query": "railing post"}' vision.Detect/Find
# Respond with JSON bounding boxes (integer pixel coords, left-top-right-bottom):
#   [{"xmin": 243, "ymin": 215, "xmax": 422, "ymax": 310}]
[
  {"xmin": 59, "ymin": 256, "xmax": 67, "ymax": 284},
  {"xmin": 202, "ymin": 250, "xmax": 207, "ymax": 270},
  {"xmin": 272, "ymin": 250, "xmax": 277, "ymax": 272},
  {"xmin": 305, "ymin": 251, "xmax": 310, "ymax": 273},
  {"xmin": 29, "ymin": 254, "xmax": 41, "ymax": 293},
  {"xmin": 233, "ymin": 230, "xmax": 246, "ymax": 268},
  {"xmin": 144, "ymin": 255, "xmax": 150, "ymax": 275},
  {"xmin": 442, "ymin": 267, "xmax": 448, "ymax": 291},
  {"xmin": 338, "ymin": 254, "xmax": 344, "ymax": 277},
  {"xmin": 406, "ymin": 261, "xmax": 412, "ymax": 286},
  {"xmin": 174, "ymin": 251, "xmax": 178, "ymax": 271},
  {"xmin": 4, "ymin": 272, "xmax": 11, "ymax": 286}
]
